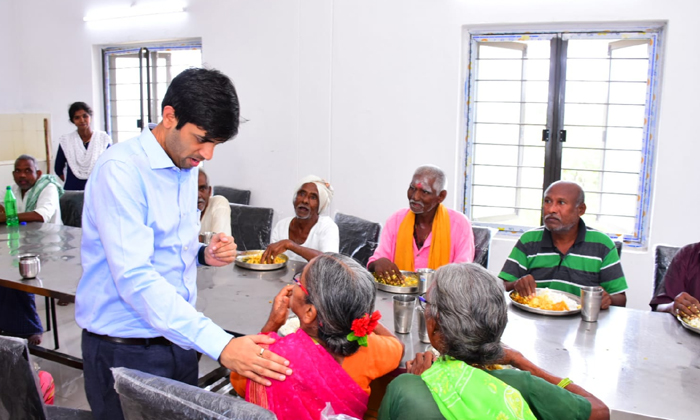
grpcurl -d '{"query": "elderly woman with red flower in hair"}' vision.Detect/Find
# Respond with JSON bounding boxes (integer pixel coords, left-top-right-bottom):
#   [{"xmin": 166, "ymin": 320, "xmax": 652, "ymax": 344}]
[{"xmin": 231, "ymin": 253, "xmax": 404, "ymax": 420}]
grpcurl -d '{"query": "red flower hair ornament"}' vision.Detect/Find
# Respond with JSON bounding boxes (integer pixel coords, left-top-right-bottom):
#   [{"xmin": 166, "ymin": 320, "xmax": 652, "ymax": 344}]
[{"xmin": 346, "ymin": 311, "xmax": 381, "ymax": 347}]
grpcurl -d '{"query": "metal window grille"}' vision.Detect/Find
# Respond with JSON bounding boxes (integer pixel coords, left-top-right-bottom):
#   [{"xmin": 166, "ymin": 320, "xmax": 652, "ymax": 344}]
[
  {"xmin": 463, "ymin": 29, "xmax": 664, "ymax": 246},
  {"xmin": 102, "ymin": 41, "xmax": 202, "ymax": 143}
]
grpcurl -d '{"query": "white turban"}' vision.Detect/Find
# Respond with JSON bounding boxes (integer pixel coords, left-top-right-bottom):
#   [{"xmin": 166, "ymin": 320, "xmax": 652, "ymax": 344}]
[{"xmin": 294, "ymin": 175, "xmax": 334, "ymax": 214}]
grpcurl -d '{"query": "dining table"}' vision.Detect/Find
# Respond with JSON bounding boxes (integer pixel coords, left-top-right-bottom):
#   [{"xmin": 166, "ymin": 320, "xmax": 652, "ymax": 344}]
[{"xmin": 2, "ymin": 224, "xmax": 699, "ymax": 419}]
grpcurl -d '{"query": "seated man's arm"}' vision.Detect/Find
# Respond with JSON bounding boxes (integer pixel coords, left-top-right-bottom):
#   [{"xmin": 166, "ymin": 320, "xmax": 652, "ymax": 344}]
[
  {"xmin": 499, "ymin": 239, "xmax": 535, "ymax": 296},
  {"xmin": 265, "ymin": 217, "xmax": 341, "ymax": 262},
  {"xmin": 19, "ymin": 183, "xmax": 60, "ymax": 223},
  {"xmin": 599, "ymin": 244, "xmax": 628, "ymax": 308},
  {"xmin": 451, "ymin": 212, "xmax": 476, "ymax": 263},
  {"xmin": 209, "ymin": 196, "xmax": 232, "ymax": 236},
  {"xmin": 652, "ymin": 245, "xmax": 700, "ymax": 315}
]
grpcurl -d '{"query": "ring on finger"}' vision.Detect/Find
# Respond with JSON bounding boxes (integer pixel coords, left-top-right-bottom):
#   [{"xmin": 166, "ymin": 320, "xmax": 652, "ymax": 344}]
[{"xmin": 258, "ymin": 347, "xmax": 265, "ymax": 357}]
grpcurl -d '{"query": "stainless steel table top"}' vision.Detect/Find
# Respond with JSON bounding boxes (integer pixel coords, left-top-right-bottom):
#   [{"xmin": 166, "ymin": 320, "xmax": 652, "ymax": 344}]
[
  {"xmin": 2, "ymin": 225, "xmax": 697, "ymax": 418},
  {"xmin": 0, "ymin": 224, "xmax": 82, "ymax": 301},
  {"xmin": 202, "ymin": 263, "xmax": 700, "ymax": 420}
]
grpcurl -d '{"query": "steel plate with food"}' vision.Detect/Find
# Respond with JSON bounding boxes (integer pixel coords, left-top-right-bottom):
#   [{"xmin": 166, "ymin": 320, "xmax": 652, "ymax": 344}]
[
  {"xmin": 373, "ymin": 270, "xmax": 420, "ymax": 293},
  {"xmin": 509, "ymin": 288, "xmax": 581, "ymax": 316},
  {"xmin": 677, "ymin": 315, "xmax": 700, "ymax": 335},
  {"xmin": 234, "ymin": 250, "xmax": 288, "ymax": 271}
]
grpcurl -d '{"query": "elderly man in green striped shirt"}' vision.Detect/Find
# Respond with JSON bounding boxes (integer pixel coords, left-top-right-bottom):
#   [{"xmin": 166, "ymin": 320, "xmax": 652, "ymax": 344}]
[{"xmin": 500, "ymin": 181, "xmax": 627, "ymax": 309}]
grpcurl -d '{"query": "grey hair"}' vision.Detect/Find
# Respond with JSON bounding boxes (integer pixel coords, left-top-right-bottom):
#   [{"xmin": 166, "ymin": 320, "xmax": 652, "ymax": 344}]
[
  {"xmin": 198, "ymin": 168, "xmax": 209, "ymax": 185},
  {"xmin": 545, "ymin": 180, "xmax": 585, "ymax": 206},
  {"xmin": 414, "ymin": 165, "xmax": 447, "ymax": 192},
  {"xmin": 426, "ymin": 263, "xmax": 507, "ymax": 365},
  {"xmin": 15, "ymin": 154, "xmax": 37, "ymax": 168},
  {"xmin": 304, "ymin": 253, "xmax": 377, "ymax": 357}
]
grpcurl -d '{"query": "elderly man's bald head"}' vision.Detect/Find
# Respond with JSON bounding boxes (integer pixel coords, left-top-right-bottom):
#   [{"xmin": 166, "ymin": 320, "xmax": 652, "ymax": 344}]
[
  {"xmin": 542, "ymin": 181, "xmax": 586, "ymax": 233},
  {"xmin": 544, "ymin": 181, "xmax": 585, "ymax": 206}
]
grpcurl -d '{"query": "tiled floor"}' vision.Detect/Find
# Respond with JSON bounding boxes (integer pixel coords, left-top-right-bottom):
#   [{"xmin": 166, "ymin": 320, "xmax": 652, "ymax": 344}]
[{"xmin": 32, "ymin": 298, "xmax": 223, "ymax": 411}]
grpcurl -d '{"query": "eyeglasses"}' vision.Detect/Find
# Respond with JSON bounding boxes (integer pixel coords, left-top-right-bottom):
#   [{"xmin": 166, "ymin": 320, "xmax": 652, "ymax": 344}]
[
  {"xmin": 418, "ymin": 293, "xmax": 430, "ymax": 310},
  {"xmin": 292, "ymin": 272, "xmax": 309, "ymax": 295}
]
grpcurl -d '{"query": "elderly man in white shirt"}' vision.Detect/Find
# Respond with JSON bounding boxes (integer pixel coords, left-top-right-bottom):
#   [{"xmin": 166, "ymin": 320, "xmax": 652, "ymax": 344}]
[
  {"xmin": 198, "ymin": 169, "xmax": 231, "ymax": 242},
  {"xmin": 1, "ymin": 155, "xmax": 63, "ymax": 225},
  {"xmin": 262, "ymin": 175, "xmax": 339, "ymax": 263}
]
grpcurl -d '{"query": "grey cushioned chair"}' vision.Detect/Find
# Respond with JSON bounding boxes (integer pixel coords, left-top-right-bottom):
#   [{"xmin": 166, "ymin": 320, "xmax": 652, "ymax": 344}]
[
  {"xmin": 59, "ymin": 190, "xmax": 84, "ymax": 228},
  {"xmin": 652, "ymin": 245, "xmax": 681, "ymax": 302},
  {"xmin": 214, "ymin": 186, "xmax": 251, "ymax": 205},
  {"xmin": 112, "ymin": 367, "xmax": 276, "ymax": 420},
  {"xmin": 472, "ymin": 226, "xmax": 497, "ymax": 269},
  {"xmin": 0, "ymin": 335, "xmax": 92, "ymax": 420},
  {"xmin": 229, "ymin": 203, "xmax": 274, "ymax": 251},
  {"xmin": 335, "ymin": 212, "xmax": 381, "ymax": 267}
]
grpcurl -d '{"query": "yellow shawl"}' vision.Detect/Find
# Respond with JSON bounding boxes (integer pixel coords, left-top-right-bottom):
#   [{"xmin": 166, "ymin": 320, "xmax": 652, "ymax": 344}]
[{"xmin": 394, "ymin": 204, "xmax": 451, "ymax": 271}]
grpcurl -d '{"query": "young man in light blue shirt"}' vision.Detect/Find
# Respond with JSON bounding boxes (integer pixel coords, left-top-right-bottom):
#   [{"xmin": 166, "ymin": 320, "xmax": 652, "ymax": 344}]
[{"xmin": 75, "ymin": 68, "xmax": 291, "ymax": 419}]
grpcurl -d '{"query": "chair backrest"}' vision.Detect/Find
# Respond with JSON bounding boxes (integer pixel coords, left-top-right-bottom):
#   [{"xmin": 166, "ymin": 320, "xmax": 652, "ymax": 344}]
[
  {"xmin": 59, "ymin": 191, "xmax": 84, "ymax": 228},
  {"xmin": 230, "ymin": 203, "xmax": 274, "ymax": 251},
  {"xmin": 614, "ymin": 240, "xmax": 623, "ymax": 258},
  {"xmin": 0, "ymin": 336, "xmax": 47, "ymax": 420},
  {"xmin": 112, "ymin": 367, "xmax": 276, "ymax": 420},
  {"xmin": 334, "ymin": 212, "xmax": 382, "ymax": 267},
  {"xmin": 214, "ymin": 186, "xmax": 251, "ymax": 206},
  {"xmin": 653, "ymin": 245, "xmax": 681, "ymax": 299},
  {"xmin": 472, "ymin": 226, "xmax": 497, "ymax": 269}
]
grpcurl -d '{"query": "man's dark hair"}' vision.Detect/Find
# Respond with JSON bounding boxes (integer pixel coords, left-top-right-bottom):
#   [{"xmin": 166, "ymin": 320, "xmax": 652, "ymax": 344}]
[
  {"xmin": 161, "ymin": 68, "xmax": 240, "ymax": 142},
  {"xmin": 15, "ymin": 154, "xmax": 37, "ymax": 168},
  {"xmin": 68, "ymin": 102, "xmax": 93, "ymax": 122}
]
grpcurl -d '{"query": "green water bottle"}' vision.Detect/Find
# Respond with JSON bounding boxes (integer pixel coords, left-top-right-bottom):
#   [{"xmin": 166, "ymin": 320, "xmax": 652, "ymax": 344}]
[{"xmin": 4, "ymin": 186, "xmax": 19, "ymax": 226}]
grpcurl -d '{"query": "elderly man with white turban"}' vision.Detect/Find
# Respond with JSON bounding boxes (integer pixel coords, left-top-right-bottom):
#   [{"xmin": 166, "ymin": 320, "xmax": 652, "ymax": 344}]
[{"xmin": 261, "ymin": 175, "xmax": 339, "ymax": 263}]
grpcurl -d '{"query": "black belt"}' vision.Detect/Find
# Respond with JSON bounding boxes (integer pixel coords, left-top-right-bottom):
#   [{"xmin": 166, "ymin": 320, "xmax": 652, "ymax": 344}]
[{"xmin": 86, "ymin": 331, "xmax": 172, "ymax": 346}]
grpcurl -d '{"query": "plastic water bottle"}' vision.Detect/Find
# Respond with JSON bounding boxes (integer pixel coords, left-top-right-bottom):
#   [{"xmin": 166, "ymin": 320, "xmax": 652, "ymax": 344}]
[{"xmin": 4, "ymin": 186, "xmax": 19, "ymax": 226}]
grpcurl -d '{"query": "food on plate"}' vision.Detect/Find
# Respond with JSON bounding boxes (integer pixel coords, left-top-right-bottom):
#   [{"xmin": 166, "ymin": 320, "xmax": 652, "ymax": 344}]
[
  {"xmin": 680, "ymin": 315, "xmax": 700, "ymax": 329},
  {"xmin": 239, "ymin": 254, "xmax": 285, "ymax": 265},
  {"xmin": 373, "ymin": 272, "xmax": 419, "ymax": 287},
  {"xmin": 511, "ymin": 288, "xmax": 579, "ymax": 311}
]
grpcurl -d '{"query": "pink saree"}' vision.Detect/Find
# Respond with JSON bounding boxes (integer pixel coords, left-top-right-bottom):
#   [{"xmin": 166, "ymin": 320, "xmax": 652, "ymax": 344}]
[{"xmin": 246, "ymin": 330, "xmax": 368, "ymax": 420}]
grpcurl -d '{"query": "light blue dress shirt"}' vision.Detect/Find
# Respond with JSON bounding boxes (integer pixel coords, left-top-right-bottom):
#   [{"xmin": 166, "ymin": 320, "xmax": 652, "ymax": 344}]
[{"xmin": 75, "ymin": 128, "xmax": 232, "ymax": 360}]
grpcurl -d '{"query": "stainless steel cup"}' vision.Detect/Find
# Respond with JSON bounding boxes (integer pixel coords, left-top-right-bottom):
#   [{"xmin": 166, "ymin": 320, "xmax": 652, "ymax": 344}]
[
  {"xmin": 580, "ymin": 286, "xmax": 603, "ymax": 322},
  {"xmin": 202, "ymin": 231, "xmax": 215, "ymax": 245},
  {"xmin": 19, "ymin": 254, "xmax": 40, "ymax": 279},
  {"xmin": 393, "ymin": 295, "xmax": 416, "ymax": 334},
  {"xmin": 416, "ymin": 306, "xmax": 430, "ymax": 343},
  {"xmin": 416, "ymin": 268, "xmax": 435, "ymax": 294}
]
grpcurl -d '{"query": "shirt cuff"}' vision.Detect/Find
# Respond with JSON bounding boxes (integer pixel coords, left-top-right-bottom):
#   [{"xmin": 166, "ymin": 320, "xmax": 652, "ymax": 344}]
[
  {"xmin": 198, "ymin": 323, "xmax": 234, "ymax": 361},
  {"xmin": 198, "ymin": 245, "xmax": 210, "ymax": 266}
]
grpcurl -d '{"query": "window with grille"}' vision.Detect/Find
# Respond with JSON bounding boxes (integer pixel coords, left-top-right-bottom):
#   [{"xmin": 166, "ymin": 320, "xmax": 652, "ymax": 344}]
[
  {"xmin": 103, "ymin": 41, "xmax": 202, "ymax": 143},
  {"xmin": 463, "ymin": 28, "xmax": 664, "ymax": 246}
]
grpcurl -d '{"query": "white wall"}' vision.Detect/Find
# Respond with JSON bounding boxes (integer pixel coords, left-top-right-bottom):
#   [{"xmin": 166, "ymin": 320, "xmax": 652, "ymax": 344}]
[{"xmin": 2, "ymin": 0, "xmax": 700, "ymax": 310}]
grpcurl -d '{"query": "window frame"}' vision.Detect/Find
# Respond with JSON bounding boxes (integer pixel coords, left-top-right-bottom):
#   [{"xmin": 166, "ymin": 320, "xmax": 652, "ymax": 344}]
[
  {"xmin": 461, "ymin": 26, "xmax": 665, "ymax": 247},
  {"xmin": 102, "ymin": 40, "xmax": 202, "ymax": 142}
]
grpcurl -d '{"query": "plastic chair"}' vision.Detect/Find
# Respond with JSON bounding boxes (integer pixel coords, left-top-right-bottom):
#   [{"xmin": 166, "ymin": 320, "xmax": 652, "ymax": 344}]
[
  {"xmin": 59, "ymin": 191, "xmax": 84, "ymax": 227},
  {"xmin": 229, "ymin": 204, "xmax": 274, "ymax": 251},
  {"xmin": 652, "ymin": 245, "xmax": 681, "ymax": 301},
  {"xmin": 472, "ymin": 226, "xmax": 497, "ymax": 269},
  {"xmin": 112, "ymin": 367, "xmax": 276, "ymax": 420},
  {"xmin": 335, "ymin": 212, "xmax": 381, "ymax": 267},
  {"xmin": 214, "ymin": 186, "xmax": 251, "ymax": 205},
  {"xmin": 0, "ymin": 335, "xmax": 92, "ymax": 420}
]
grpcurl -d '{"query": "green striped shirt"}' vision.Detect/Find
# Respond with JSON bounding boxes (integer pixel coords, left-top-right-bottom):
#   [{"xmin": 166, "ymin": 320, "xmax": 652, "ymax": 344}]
[{"xmin": 499, "ymin": 220, "xmax": 627, "ymax": 295}]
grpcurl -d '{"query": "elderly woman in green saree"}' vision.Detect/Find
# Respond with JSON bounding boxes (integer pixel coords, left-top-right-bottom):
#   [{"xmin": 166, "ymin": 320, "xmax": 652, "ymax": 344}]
[{"xmin": 378, "ymin": 263, "xmax": 609, "ymax": 420}]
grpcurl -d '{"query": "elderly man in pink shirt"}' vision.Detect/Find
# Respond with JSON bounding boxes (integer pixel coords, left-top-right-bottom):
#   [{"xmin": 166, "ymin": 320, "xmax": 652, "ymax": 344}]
[{"xmin": 368, "ymin": 165, "xmax": 475, "ymax": 279}]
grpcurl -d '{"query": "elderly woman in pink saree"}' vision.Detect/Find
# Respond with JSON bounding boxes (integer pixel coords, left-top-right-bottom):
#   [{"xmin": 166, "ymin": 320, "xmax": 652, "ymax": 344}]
[{"xmin": 231, "ymin": 253, "xmax": 403, "ymax": 420}]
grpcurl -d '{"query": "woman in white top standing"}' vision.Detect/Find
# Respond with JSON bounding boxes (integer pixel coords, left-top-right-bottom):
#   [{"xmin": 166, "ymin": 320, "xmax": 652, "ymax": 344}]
[
  {"xmin": 54, "ymin": 102, "xmax": 112, "ymax": 190},
  {"xmin": 262, "ymin": 175, "xmax": 339, "ymax": 263}
]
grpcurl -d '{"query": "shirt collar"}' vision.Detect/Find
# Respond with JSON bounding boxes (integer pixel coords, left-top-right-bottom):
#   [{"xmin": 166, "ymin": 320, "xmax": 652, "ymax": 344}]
[
  {"xmin": 541, "ymin": 218, "xmax": 587, "ymax": 249},
  {"xmin": 139, "ymin": 127, "xmax": 176, "ymax": 170}
]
